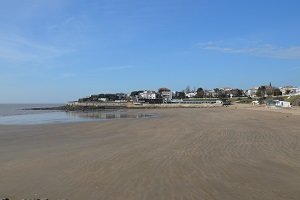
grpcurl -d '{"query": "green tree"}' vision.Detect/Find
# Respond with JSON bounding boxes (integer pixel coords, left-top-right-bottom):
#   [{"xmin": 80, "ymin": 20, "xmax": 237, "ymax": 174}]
[
  {"xmin": 177, "ymin": 91, "xmax": 186, "ymax": 99},
  {"xmin": 130, "ymin": 91, "xmax": 139, "ymax": 97},
  {"xmin": 273, "ymin": 88, "xmax": 282, "ymax": 96},
  {"xmin": 256, "ymin": 86, "xmax": 266, "ymax": 97},
  {"xmin": 196, "ymin": 88, "xmax": 205, "ymax": 98},
  {"xmin": 214, "ymin": 88, "xmax": 225, "ymax": 98},
  {"xmin": 185, "ymin": 85, "xmax": 191, "ymax": 93}
]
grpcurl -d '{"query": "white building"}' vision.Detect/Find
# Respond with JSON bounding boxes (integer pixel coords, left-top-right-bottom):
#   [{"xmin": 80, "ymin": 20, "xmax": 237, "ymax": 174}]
[
  {"xmin": 139, "ymin": 90, "xmax": 157, "ymax": 99},
  {"xmin": 185, "ymin": 92, "xmax": 197, "ymax": 98},
  {"xmin": 267, "ymin": 100, "xmax": 291, "ymax": 108},
  {"xmin": 223, "ymin": 87, "xmax": 233, "ymax": 92},
  {"xmin": 280, "ymin": 86, "xmax": 300, "ymax": 95},
  {"xmin": 276, "ymin": 101, "xmax": 291, "ymax": 108},
  {"xmin": 205, "ymin": 89, "xmax": 217, "ymax": 98},
  {"xmin": 245, "ymin": 87, "xmax": 259, "ymax": 97},
  {"xmin": 161, "ymin": 91, "xmax": 172, "ymax": 100},
  {"xmin": 98, "ymin": 98, "xmax": 107, "ymax": 102}
]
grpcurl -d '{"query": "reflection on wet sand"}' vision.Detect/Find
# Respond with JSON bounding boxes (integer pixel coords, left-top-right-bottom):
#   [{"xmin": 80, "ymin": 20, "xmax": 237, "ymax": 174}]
[
  {"xmin": 0, "ymin": 110, "xmax": 154, "ymax": 125},
  {"xmin": 67, "ymin": 111, "xmax": 153, "ymax": 119}
]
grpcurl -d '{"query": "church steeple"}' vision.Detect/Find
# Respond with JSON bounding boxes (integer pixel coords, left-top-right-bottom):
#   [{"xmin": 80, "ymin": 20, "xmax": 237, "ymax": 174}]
[{"xmin": 269, "ymin": 82, "xmax": 272, "ymax": 87}]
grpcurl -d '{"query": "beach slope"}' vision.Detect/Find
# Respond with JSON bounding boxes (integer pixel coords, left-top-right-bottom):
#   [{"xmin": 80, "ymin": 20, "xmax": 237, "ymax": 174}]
[{"xmin": 0, "ymin": 108, "xmax": 300, "ymax": 200}]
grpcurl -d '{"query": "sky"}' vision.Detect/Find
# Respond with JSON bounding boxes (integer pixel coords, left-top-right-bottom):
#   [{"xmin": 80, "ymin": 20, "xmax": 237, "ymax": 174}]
[{"xmin": 1, "ymin": 0, "xmax": 300, "ymax": 103}]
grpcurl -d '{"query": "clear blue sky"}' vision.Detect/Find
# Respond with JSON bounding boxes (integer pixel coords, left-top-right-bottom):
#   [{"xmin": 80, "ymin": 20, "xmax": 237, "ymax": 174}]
[{"xmin": 1, "ymin": 0, "xmax": 300, "ymax": 103}]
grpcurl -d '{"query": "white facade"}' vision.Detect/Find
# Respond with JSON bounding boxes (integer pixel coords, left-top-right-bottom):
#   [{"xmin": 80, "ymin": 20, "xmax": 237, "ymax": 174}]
[
  {"xmin": 275, "ymin": 101, "xmax": 291, "ymax": 108},
  {"xmin": 216, "ymin": 100, "xmax": 223, "ymax": 104},
  {"xmin": 98, "ymin": 98, "xmax": 107, "ymax": 102},
  {"xmin": 161, "ymin": 91, "xmax": 172, "ymax": 100},
  {"xmin": 246, "ymin": 87, "xmax": 258, "ymax": 97},
  {"xmin": 185, "ymin": 92, "xmax": 197, "ymax": 98},
  {"xmin": 223, "ymin": 87, "xmax": 233, "ymax": 92},
  {"xmin": 205, "ymin": 90, "xmax": 217, "ymax": 97},
  {"xmin": 139, "ymin": 90, "xmax": 157, "ymax": 99},
  {"xmin": 279, "ymin": 86, "xmax": 300, "ymax": 95}
]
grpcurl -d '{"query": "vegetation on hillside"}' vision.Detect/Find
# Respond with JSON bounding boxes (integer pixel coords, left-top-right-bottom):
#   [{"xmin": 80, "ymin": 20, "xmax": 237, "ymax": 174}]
[{"xmin": 284, "ymin": 95, "xmax": 300, "ymax": 106}]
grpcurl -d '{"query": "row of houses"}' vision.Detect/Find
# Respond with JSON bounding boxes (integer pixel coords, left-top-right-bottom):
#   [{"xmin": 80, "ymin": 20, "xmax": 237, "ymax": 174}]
[
  {"xmin": 78, "ymin": 88, "xmax": 225, "ymax": 104},
  {"xmin": 245, "ymin": 84, "xmax": 300, "ymax": 98},
  {"xmin": 77, "ymin": 84, "xmax": 300, "ymax": 105},
  {"xmin": 279, "ymin": 86, "xmax": 300, "ymax": 95}
]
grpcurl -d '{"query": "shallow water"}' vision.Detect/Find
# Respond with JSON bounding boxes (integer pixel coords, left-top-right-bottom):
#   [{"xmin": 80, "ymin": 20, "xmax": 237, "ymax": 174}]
[
  {"xmin": 0, "ymin": 105, "xmax": 152, "ymax": 125},
  {"xmin": 0, "ymin": 104, "xmax": 63, "ymax": 116}
]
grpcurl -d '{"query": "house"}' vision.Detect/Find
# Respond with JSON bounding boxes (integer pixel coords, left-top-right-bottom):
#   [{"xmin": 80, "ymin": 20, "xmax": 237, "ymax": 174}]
[
  {"xmin": 98, "ymin": 98, "xmax": 107, "ymax": 102},
  {"xmin": 222, "ymin": 87, "xmax": 233, "ymax": 92},
  {"xmin": 265, "ymin": 83, "xmax": 274, "ymax": 97},
  {"xmin": 185, "ymin": 92, "xmax": 197, "ymax": 98},
  {"xmin": 174, "ymin": 91, "xmax": 186, "ymax": 99},
  {"xmin": 246, "ymin": 87, "xmax": 259, "ymax": 97},
  {"xmin": 161, "ymin": 91, "xmax": 172, "ymax": 100},
  {"xmin": 225, "ymin": 88, "xmax": 244, "ymax": 98},
  {"xmin": 280, "ymin": 86, "xmax": 300, "ymax": 95},
  {"xmin": 158, "ymin": 88, "xmax": 172, "ymax": 102},
  {"xmin": 276, "ymin": 101, "xmax": 291, "ymax": 108},
  {"xmin": 266, "ymin": 100, "xmax": 291, "ymax": 108},
  {"xmin": 205, "ymin": 89, "xmax": 217, "ymax": 98},
  {"xmin": 139, "ymin": 90, "xmax": 157, "ymax": 99},
  {"xmin": 116, "ymin": 93, "xmax": 127, "ymax": 100}
]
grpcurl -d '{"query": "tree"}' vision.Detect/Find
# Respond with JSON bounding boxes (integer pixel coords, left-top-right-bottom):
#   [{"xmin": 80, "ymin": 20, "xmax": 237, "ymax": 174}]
[
  {"xmin": 176, "ymin": 91, "xmax": 186, "ymax": 99},
  {"xmin": 196, "ymin": 88, "xmax": 205, "ymax": 98},
  {"xmin": 130, "ymin": 91, "xmax": 140, "ymax": 97},
  {"xmin": 266, "ymin": 88, "xmax": 273, "ymax": 96},
  {"xmin": 193, "ymin": 86, "xmax": 196, "ymax": 93},
  {"xmin": 273, "ymin": 88, "xmax": 282, "ymax": 96},
  {"xmin": 214, "ymin": 88, "xmax": 225, "ymax": 98},
  {"xmin": 256, "ymin": 88, "xmax": 262, "ymax": 97},
  {"xmin": 236, "ymin": 89, "xmax": 244, "ymax": 97},
  {"xmin": 185, "ymin": 86, "xmax": 191, "ymax": 93},
  {"xmin": 256, "ymin": 86, "xmax": 266, "ymax": 97}
]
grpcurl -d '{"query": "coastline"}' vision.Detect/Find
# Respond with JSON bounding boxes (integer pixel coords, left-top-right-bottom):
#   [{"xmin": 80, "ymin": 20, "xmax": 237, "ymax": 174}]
[
  {"xmin": 24, "ymin": 102, "xmax": 224, "ymax": 112},
  {"xmin": 24, "ymin": 101, "xmax": 300, "ymax": 115}
]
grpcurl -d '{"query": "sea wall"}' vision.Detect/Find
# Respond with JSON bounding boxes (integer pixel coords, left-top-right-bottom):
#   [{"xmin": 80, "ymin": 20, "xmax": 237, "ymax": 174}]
[{"xmin": 66, "ymin": 102, "xmax": 223, "ymax": 109}]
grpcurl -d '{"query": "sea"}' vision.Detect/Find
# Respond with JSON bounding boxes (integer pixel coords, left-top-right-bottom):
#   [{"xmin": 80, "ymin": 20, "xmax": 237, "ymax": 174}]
[{"xmin": 0, "ymin": 104, "xmax": 151, "ymax": 125}]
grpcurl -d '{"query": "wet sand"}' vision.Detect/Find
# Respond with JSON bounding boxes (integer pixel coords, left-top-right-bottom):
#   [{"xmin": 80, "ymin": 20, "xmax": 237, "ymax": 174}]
[{"xmin": 0, "ymin": 108, "xmax": 300, "ymax": 200}]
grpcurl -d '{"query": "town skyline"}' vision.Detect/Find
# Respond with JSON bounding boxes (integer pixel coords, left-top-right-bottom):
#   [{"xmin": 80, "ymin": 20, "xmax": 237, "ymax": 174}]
[{"xmin": 76, "ymin": 84, "xmax": 300, "ymax": 101}]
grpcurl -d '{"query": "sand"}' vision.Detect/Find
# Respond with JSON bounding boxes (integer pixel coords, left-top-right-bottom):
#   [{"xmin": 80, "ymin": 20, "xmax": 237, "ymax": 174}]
[
  {"xmin": 230, "ymin": 103, "xmax": 300, "ymax": 116},
  {"xmin": 0, "ymin": 108, "xmax": 300, "ymax": 200}
]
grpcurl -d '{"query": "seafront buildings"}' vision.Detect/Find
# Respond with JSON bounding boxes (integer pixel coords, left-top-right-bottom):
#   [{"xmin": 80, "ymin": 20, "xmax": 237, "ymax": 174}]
[
  {"xmin": 279, "ymin": 86, "xmax": 300, "ymax": 95},
  {"xmin": 74, "ymin": 84, "xmax": 300, "ymax": 107}
]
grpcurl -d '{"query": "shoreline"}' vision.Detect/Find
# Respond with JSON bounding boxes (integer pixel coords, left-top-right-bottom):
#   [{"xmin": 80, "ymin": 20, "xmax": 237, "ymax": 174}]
[
  {"xmin": 24, "ymin": 102, "xmax": 225, "ymax": 112},
  {"xmin": 24, "ymin": 102, "xmax": 300, "ymax": 115}
]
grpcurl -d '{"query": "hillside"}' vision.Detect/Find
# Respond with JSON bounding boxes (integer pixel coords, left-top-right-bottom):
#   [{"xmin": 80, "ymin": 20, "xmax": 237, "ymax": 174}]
[{"xmin": 284, "ymin": 95, "xmax": 300, "ymax": 106}]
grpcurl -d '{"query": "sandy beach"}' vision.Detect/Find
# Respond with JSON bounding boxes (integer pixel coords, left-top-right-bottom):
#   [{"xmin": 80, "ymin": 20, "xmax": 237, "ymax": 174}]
[{"xmin": 0, "ymin": 107, "xmax": 300, "ymax": 200}]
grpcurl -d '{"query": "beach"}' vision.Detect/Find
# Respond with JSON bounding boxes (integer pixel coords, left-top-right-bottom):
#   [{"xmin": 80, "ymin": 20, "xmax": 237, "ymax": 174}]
[{"xmin": 0, "ymin": 107, "xmax": 300, "ymax": 200}]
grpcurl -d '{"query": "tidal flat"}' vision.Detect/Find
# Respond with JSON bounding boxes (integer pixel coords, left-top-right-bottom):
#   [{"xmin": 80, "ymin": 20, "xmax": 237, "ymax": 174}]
[{"xmin": 0, "ymin": 107, "xmax": 299, "ymax": 200}]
